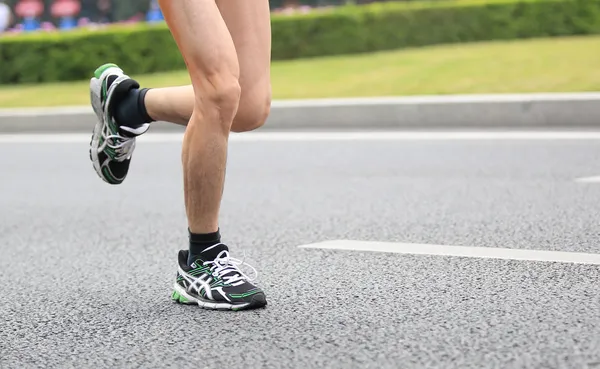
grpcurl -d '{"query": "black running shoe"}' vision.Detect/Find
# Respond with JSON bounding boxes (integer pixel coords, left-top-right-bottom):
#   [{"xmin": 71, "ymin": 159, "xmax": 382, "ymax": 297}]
[
  {"xmin": 89, "ymin": 63, "xmax": 150, "ymax": 185},
  {"xmin": 171, "ymin": 247, "xmax": 267, "ymax": 311}
]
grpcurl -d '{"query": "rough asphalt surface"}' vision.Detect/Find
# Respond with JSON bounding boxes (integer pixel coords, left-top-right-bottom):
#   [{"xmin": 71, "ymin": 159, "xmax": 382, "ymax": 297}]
[{"xmin": 1, "ymin": 132, "xmax": 599, "ymax": 369}]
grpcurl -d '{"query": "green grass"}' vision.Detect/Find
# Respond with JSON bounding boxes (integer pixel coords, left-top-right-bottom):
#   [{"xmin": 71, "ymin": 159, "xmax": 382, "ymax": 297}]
[{"xmin": 1, "ymin": 35, "xmax": 598, "ymax": 108}]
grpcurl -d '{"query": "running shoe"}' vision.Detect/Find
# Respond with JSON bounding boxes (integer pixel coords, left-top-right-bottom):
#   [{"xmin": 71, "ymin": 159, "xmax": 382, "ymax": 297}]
[
  {"xmin": 171, "ymin": 248, "xmax": 267, "ymax": 311},
  {"xmin": 89, "ymin": 63, "xmax": 150, "ymax": 185}
]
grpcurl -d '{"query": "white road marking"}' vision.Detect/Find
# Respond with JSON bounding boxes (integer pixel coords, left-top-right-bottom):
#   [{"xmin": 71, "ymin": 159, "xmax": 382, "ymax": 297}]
[
  {"xmin": 575, "ymin": 176, "xmax": 600, "ymax": 183},
  {"xmin": 298, "ymin": 240, "xmax": 600, "ymax": 265},
  {"xmin": 0, "ymin": 106, "xmax": 91, "ymax": 117},
  {"xmin": 3, "ymin": 131, "xmax": 600, "ymax": 144}
]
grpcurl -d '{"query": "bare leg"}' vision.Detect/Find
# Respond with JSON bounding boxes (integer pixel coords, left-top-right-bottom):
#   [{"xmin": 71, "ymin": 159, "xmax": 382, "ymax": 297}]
[
  {"xmin": 143, "ymin": 0, "xmax": 272, "ymax": 132},
  {"xmin": 217, "ymin": 0, "xmax": 272, "ymax": 132},
  {"xmin": 158, "ymin": 0, "xmax": 240, "ymax": 234},
  {"xmin": 152, "ymin": 0, "xmax": 270, "ymax": 310},
  {"xmin": 145, "ymin": 85, "xmax": 194, "ymax": 126}
]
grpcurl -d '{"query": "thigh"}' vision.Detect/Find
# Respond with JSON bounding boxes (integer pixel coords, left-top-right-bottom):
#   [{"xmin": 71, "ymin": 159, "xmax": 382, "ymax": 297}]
[
  {"xmin": 216, "ymin": 1, "xmax": 272, "ymax": 122},
  {"xmin": 158, "ymin": 0, "xmax": 240, "ymax": 92}
]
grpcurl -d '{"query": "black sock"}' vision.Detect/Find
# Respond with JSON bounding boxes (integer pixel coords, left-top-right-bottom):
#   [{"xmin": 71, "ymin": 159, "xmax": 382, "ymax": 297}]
[
  {"xmin": 188, "ymin": 228, "xmax": 228, "ymax": 265},
  {"xmin": 113, "ymin": 87, "xmax": 155, "ymax": 128}
]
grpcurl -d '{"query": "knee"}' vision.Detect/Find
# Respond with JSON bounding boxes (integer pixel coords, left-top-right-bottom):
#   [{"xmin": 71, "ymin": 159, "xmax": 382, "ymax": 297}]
[
  {"xmin": 231, "ymin": 92, "xmax": 271, "ymax": 133},
  {"xmin": 191, "ymin": 70, "xmax": 242, "ymax": 132}
]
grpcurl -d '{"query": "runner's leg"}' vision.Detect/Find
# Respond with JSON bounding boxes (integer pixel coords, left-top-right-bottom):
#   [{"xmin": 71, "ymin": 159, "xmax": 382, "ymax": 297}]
[
  {"xmin": 89, "ymin": 0, "xmax": 269, "ymax": 309},
  {"xmin": 158, "ymin": 0, "xmax": 239, "ymax": 234},
  {"xmin": 160, "ymin": 0, "xmax": 267, "ymax": 310}
]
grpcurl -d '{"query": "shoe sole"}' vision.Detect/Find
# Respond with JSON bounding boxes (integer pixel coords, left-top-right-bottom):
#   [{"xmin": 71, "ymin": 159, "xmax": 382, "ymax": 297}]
[{"xmin": 171, "ymin": 283, "xmax": 266, "ymax": 311}]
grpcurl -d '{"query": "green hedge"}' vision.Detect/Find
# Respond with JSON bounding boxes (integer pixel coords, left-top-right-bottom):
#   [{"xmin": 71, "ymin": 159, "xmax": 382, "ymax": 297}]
[{"xmin": 1, "ymin": 0, "xmax": 599, "ymax": 85}]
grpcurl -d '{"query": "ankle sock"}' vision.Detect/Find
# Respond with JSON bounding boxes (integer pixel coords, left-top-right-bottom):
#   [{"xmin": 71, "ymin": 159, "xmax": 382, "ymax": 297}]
[
  {"xmin": 113, "ymin": 87, "xmax": 154, "ymax": 128},
  {"xmin": 188, "ymin": 228, "xmax": 228, "ymax": 265}
]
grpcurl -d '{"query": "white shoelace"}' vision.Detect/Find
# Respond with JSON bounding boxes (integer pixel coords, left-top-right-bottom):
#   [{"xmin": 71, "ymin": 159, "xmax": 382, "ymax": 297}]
[
  {"xmin": 99, "ymin": 130, "xmax": 136, "ymax": 161},
  {"xmin": 203, "ymin": 249, "xmax": 257, "ymax": 286}
]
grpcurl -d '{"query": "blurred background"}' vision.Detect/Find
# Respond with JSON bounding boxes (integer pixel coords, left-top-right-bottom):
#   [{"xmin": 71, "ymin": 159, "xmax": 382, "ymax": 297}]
[
  {"xmin": 0, "ymin": 0, "xmax": 598, "ymax": 108},
  {"xmin": 0, "ymin": 0, "xmax": 393, "ymax": 32}
]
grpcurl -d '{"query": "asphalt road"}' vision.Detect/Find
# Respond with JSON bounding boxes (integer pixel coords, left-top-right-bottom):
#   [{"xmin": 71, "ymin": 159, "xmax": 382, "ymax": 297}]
[{"xmin": 1, "ymin": 131, "xmax": 599, "ymax": 369}]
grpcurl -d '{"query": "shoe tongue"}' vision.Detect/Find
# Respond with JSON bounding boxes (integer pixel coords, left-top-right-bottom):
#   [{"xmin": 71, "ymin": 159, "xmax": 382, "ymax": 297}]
[{"xmin": 198, "ymin": 243, "xmax": 228, "ymax": 261}]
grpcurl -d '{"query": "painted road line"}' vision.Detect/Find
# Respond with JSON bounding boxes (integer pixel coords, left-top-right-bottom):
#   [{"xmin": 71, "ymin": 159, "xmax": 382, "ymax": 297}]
[
  {"xmin": 298, "ymin": 240, "xmax": 600, "ymax": 265},
  {"xmin": 575, "ymin": 176, "xmax": 600, "ymax": 183},
  {"xmin": 0, "ymin": 106, "xmax": 91, "ymax": 117},
  {"xmin": 4, "ymin": 131, "xmax": 600, "ymax": 144}
]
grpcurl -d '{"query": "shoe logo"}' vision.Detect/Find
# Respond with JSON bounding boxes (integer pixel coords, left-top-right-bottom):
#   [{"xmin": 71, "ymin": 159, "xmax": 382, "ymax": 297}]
[
  {"xmin": 180, "ymin": 269, "xmax": 214, "ymax": 301},
  {"xmin": 190, "ymin": 263, "xmax": 197, "ymax": 268}
]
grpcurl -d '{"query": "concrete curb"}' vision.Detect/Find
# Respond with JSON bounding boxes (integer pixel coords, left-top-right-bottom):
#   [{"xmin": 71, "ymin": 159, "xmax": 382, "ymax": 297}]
[{"xmin": 0, "ymin": 93, "xmax": 599, "ymax": 133}]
